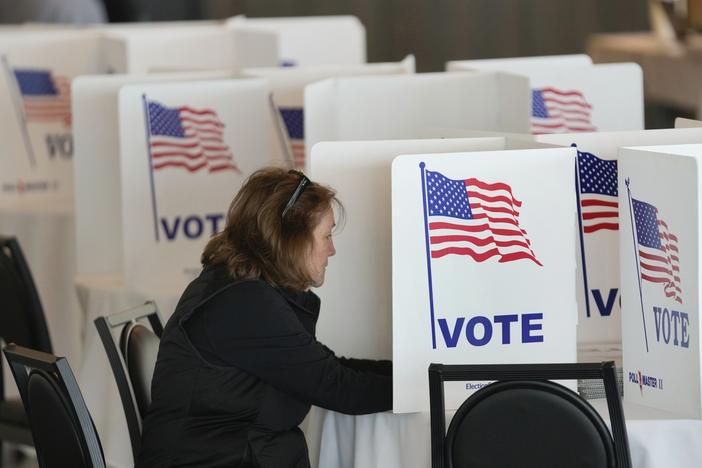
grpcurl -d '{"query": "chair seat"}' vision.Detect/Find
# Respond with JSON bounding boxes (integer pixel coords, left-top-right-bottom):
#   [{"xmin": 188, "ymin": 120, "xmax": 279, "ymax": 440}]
[{"xmin": 0, "ymin": 397, "xmax": 29, "ymax": 427}]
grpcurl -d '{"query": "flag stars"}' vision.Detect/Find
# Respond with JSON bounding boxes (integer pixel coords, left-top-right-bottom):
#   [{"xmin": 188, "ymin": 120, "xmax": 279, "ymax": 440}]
[{"xmin": 578, "ymin": 151, "xmax": 617, "ymax": 196}]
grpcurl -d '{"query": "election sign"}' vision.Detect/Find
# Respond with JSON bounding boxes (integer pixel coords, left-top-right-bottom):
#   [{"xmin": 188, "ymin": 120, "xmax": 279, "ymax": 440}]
[
  {"xmin": 619, "ymin": 144, "xmax": 701, "ymax": 418},
  {"xmin": 72, "ymin": 70, "xmax": 234, "ymax": 277},
  {"xmin": 0, "ymin": 31, "xmax": 106, "ymax": 201},
  {"xmin": 119, "ymin": 79, "xmax": 281, "ymax": 290},
  {"xmin": 392, "ymin": 149, "xmax": 577, "ymax": 413},
  {"xmin": 536, "ymin": 129, "xmax": 702, "ymax": 359}
]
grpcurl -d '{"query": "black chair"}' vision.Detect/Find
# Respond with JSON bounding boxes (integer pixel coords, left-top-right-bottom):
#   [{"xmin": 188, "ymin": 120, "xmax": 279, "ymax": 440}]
[
  {"xmin": 0, "ymin": 236, "xmax": 53, "ymax": 460},
  {"xmin": 94, "ymin": 301, "xmax": 163, "ymax": 459},
  {"xmin": 3, "ymin": 344, "xmax": 104, "ymax": 468},
  {"xmin": 429, "ymin": 362, "xmax": 632, "ymax": 468}
]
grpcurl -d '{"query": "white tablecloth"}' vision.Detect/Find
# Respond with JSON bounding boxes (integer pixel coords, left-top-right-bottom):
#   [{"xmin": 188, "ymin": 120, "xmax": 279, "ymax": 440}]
[
  {"xmin": 75, "ymin": 274, "xmax": 181, "ymax": 468},
  {"xmin": 316, "ymin": 400, "xmax": 702, "ymax": 468},
  {"xmin": 0, "ymin": 201, "xmax": 81, "ymax": 366}
]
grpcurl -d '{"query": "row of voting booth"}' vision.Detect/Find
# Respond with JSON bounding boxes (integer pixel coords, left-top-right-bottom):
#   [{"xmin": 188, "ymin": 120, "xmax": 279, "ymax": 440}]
[{"xmin": 2, "ymin": 16, "xmax": 702, "ymax": 444}]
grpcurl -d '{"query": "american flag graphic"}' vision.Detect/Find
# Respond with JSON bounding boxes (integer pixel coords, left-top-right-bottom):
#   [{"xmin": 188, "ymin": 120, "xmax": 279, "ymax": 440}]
[
  {"xmin": 279, "ymin": 107, "xmax": 305, "ymax": 169},
  {"xmin": 632, "ymin": 198, "xmax": 681, "ymax": 304},
  {"xmin": 577, "ymin": 150, "xmax": 618, "ymax": 233},
  {"xmin": 13, "ymin": 69, "xmax": 71, "ymax": 127},
  {"xmin": 531, "ymin": 87, "xmax": 597, "ymax": 134},
  {"xmin": 424, "ymin": 169, "xmax": 542, "ymax": 266},
  {"xmin": 146, "ymin": 99, "xmax": 240, "ymax": 174}
]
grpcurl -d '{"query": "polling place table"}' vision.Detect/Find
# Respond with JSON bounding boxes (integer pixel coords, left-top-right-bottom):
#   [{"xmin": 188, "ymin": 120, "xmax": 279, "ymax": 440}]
[
  {"xmin": 316, "ymin": 400, "xmax": 702, "ymax": 468},
  {"xmin": 0, "ymin": 201, "xmax": 81, "ymax": 366}
]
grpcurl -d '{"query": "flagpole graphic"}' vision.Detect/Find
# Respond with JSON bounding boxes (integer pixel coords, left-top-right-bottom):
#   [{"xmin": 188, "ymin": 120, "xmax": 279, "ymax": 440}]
[
  {"xmin": 573, "ymin": 145, "xmax": 592, "ymax": 317},
  {"xmin": 142, "ymin": 94, "xmax": 161, "ymax": 242},
  {"xmin": 268, "ymin": 93, "xmax": 295, "ymax": 170},
  {"xmin": 419, "ymin": 162, "xmax": 438, "ymax": 349},
  {"xmin": 626, "ymin": 178, "xmax": 649, "ymax": 353},
  {"xmin": 1, "ymin": 54, "xmax": 37, "ymax": 167}
]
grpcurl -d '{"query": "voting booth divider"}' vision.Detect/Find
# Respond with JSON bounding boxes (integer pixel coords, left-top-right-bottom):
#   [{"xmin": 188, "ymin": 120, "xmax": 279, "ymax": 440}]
[
  {"xmin": 101, "ymin": 26, "xmax": 279, "ymax": 74},
  {"xmin": 243, "ymin": 55, "xmax": 415, "ymax": 169},
  {"xmin": 446, "ymin": 53, "xmax": 593, "ymax": 74},
  {"xmin": 304, "ymin": 72, "xmax": 532, "ymax": 164},
  {"xmin": 312, "ymin": 138, "xmax": 507, "ymax": 362},
  {"xmin": 449, "ymin": 56, "xmax": 643, "ymax": 135},
  {"xmin": 227, "ymin": 15, "xmax": 366, "ymax": 67},
  {"xmin": 618, "ymin": 144, "xmax": 702, "ymax": 418},
  {"xmin": 391, "ymin": 149, "xmax": 577, "ymax": 413},
  {"xmin": 309, "ymin": 138, "xmax": 578, "ymax": 413},
  {"xmin": 0, "ymin": 30, "xmax": 109, "ymax": 203},
  {"xmin": 72, "ymin": 70, "xmax": 238, "ymax": 278},
  {"xmin": 531, "ymin": 129, "xmax": 702, "ymax": 360},
  {"xmin": 118, "ymin": 79, "xmax": 285, "ymax": 292}
]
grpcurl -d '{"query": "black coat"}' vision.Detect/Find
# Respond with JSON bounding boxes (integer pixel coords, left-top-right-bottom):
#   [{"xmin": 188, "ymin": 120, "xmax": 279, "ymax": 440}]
[{"xmin": 136, "ymin": 264, "xmax": 392, "ymax": 468}]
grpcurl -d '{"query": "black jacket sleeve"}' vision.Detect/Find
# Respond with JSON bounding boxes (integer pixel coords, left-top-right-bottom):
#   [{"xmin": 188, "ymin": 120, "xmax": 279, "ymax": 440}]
[{"xmin": 196, "ymin": 281, "xmax": 392, "ymax": 415}]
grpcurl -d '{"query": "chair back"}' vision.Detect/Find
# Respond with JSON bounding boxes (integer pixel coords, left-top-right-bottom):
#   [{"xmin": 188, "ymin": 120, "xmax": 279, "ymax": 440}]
[
  {"xmin": 94, "ymin": 301, "xmax": 163, "ymax": 459},
  {"xmin": 120, "ymin": 321, "xmax": 161, "ymax": 416},
  {"xmin": 3, "ymin": 344, "xmax": 104, "ymax": 468},
  {"xmin": 429, "ymin": 362, "xmax": 631, "ymax": 468},
  {"xmin": 0, "ymin": 236, "xmax": 52, "ymax": 353}
]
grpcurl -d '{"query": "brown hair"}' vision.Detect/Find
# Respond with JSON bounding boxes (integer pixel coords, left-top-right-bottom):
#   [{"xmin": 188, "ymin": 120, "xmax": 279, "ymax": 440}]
[{"xmin": 201, "ymin": 167, "xmax": 342, "ymax": 290}]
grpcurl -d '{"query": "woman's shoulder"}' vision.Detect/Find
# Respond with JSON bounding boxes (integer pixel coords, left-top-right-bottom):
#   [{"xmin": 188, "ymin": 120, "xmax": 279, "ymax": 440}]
[{"xmin": 201, "ymin": 274, "xmax": 289, "ymax": 316}]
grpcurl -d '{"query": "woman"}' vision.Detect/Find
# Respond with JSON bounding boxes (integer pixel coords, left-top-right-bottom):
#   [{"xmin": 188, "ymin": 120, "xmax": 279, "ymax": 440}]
[{"xmin": 136, "ymin": 168, "xmax": 392, "ymax": 468}]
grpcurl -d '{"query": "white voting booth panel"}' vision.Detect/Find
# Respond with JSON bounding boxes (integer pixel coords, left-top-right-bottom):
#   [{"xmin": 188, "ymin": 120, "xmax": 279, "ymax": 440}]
[
  {"xmin": 676, "ymin": 118, "xmax": 702, "ymax": 128},
  {"xmin": 243, "ymin": 56, "xmax": 415, "ymax": 170},
  {"xmin": 449, "ymin": 58, "xmax": 642, "ymax": 134},
  {"xmin": 102, "ymin": 27, "xmax": 278, "ymax": 74},
  {"xmin": 446, "ymin": 54, "xmax": 593, "ymax": 72},
  {"xmin": 312, "ymin": 137, "xmax": 509, "ymax": 362},
  {"xmin": 392, "ymin": 149, "xmax": 577, "ymax": 413},
  {"xmin": 0, "ymin": 31, "xmax": 107, "ymax": 202},
  {"xmin": 72, "ymin": 70, "xmax": 235, "ymax": 278},
  {"xmin": 119, "ymin": 79, "xmax": 283, "ymax": 291},
  {"xmin": 305, "ymin": 72, "xmax": 531, "ymax": 164},
  {"xmin": 227, "ymin": 15, "xmax": 365, "ymax": 67},
  {"xmin": 535, "ymin": 129, "xmax": 702, "ymax": 356},
  {"xmin": 619, "ymin": 144, "xmax": 702, "ymax": 418}
]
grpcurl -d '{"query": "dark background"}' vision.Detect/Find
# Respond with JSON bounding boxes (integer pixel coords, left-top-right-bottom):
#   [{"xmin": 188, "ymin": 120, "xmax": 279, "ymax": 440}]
[
  {"xmin": 105, "ymin": 0, "xmax": 691, "ymax": 127},
  {"xmin": 108, "ymin": 0, "xmax": 651, "ymax": 72}
]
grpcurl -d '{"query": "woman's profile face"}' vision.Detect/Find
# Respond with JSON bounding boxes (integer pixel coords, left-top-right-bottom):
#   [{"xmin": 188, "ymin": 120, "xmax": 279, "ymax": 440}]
[{"xmin": 306, "ymin": 207, "xmax": 336, "ymax": 288}]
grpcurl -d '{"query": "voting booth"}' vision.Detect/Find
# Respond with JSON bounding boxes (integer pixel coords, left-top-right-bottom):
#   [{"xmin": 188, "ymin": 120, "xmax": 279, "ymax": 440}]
[
  {"xmin": 243, "ymin": 56, "xmax": 414, "ymax": 169},
  {"xmin": 0, "ymin": 30, "xmax": 107, "ymax": 202},
  {"xmin": 101, "ymin": 26, "xmax": 278, "ymax": 74},
  {"xmin": 449, "ymin": 57, "xmax": 643, "ymax": 134},
  {"xmin": 227, "ymin": 15, "xmax": 366, "ymax": 67},
  {"xmin": 118, "ymin": 79, "xmax": 283, "ymax": 291},
  {"xmin": 619, "ymin": 143, "xmax": 702, "ymax": 418},
  {"xmin": 447, "ymin": 53, "xmax": 593, "ymax": 72},
  {"xmin": 305, "ymin": 72, "xmax": 531, "ymax": 163},
  {"xmin": 392, "ymin": 149, "xmax": 577, "ymax": 413},
  {"xmin": 535, "ymin": 129, "xmax": 702, "ymax": 360},
  {"xmin": 311, "ymin": 137, "xmax": 559, "ymax": 362},
  {"xmin": 72, "ymin": 71, "xmax": 236, "ymax": 278}
]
